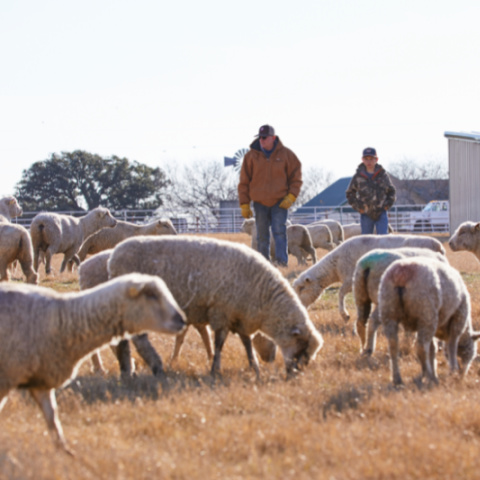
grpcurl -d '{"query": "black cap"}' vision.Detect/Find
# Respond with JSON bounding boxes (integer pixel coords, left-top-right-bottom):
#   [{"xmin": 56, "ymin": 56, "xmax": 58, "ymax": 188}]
[
  {"xmin": 362, "ymin": 147, "xmax": 377, "ymax": 157},
  {"xmin": 256, "ymin": 124, "xmax": 275, "ymax": 137}
]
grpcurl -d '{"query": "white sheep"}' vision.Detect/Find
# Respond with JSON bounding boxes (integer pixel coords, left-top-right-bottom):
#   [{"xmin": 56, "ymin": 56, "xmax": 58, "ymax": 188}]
[
  {"xmin": 0, "ymin": 273, "xmax": 186, "ymax": 454},
  {"xmin": 241, "ymin": 219, "xmax": 317, "ymax": 265},
  {"xmin": 108, "ymin": 235, "xmax": 323, "ymax": 378},
  {"xmin": 0, "ymin": 222, "xmax": 38, "ymax": 284},
  {"xmin": 448, "ymin": 221, "xmax": 480, "ymax": 261},
  {"xmin": 304, "ymin": 223, "xmax": 335, "ymax": 251},
  {"xmin": 378, "ymin": 257, "xmax": 480, "ymax": 385},
  {"xmin": 0, "ymin": 196, "xmax": 22, "ymax": 222},
  {"xmin": 352, "ymin": 247, "xmax": 448, "ymax": 355},
  {"xmin": 310, "ymin": 219, "xmax": 344, "ymax": 245},
  {"xmin": 76, "ymin": 218, "xmax": 177, "ymax": 262},
  {"xmin": 293, "ymin": 234, "xmax": 446, "ymax": 322},
  {"xmin": 30, "ymin": 207, "xmax": 117, "ymax": 274},
  {"xmin": 78, "ymin": 249, "xmax": 213, "ymax": 376}
]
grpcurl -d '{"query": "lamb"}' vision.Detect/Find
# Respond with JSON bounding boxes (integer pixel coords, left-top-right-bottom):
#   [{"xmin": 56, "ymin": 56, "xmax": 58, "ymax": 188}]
[
  {"xmin": 352, "ymin": 247, "xmax": 448, "ymax": 355},
  {"xmin": 378, "ymin": 257, "xmax": 480, "ymax": 385},
  {"xmin": 448, "ymin": 221, "xmax": 480, "ymax": 261},
  {"xmin": 108, "ymin": 235, "xmax": 323, "ymax": 378},
  {"xmin": 30, "ymin": 207, "xmax": 117, "ymax": 274},
  {"xmin": 241, "ymin": 219, "xmax": 317, "ymax": 265},
  {"xmin": 0, "ymin": 196, "xmax": 22, "ymax": 222},
  {"xmin": 76, "ymin": 218, "xmax": 177, "ymax": 262},
  {"xmin": 0, "ymin": 222, "xmax": 38, "ymax": 284},
  {"xmin": 310, "ymin": 219, "xmax": 344, "ymax": 245},
  {"xmin": 0, "ymin": 273, "xmax": 186, "ymax": 454},
  {"xmin": 293, "ymin": 234, "xmax": 446, "ymax": 322},
  {"xmin": 304, "ymin": 223, "xmax": 335, "ymax": 251},
  {"xmin": 78, "ymin": 250, "xmax": 213, "ymax": 376}
]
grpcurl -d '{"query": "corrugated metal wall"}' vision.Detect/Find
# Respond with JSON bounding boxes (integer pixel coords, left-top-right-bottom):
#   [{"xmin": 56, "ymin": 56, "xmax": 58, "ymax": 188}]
[{"xmin": 448, "ymin": 138, "xmax": 480, "ymax": 232}]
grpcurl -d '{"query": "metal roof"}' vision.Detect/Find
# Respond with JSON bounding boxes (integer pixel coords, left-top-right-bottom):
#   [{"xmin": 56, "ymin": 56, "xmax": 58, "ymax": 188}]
[{"xmin": 444, "ymin": 131, "xmax": 480, "ymax": 142}]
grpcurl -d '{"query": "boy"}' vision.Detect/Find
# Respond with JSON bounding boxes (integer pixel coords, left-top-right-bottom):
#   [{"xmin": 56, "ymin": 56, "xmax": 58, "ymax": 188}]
[{"xmin": 346, "ymin": 147, "xmax": 396, "ymax": 234}]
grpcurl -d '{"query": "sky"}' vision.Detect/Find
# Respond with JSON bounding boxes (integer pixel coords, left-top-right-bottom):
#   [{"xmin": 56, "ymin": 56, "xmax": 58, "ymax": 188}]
[{"xmin": 1, "ymin": 0, "xmax": 480, "ymax": 197}]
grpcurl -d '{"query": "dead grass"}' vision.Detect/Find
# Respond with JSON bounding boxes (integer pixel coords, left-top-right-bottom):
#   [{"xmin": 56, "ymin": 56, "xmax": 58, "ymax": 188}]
[{"xmin": 3, "ymin": 234, "xmax": 480, "ymax": 479}]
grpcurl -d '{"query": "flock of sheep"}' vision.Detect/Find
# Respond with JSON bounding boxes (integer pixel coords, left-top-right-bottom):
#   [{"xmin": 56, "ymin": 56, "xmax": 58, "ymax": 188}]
[{"xmin": 0, "ymin": 195, "xmax": 479, "ymax": 456}]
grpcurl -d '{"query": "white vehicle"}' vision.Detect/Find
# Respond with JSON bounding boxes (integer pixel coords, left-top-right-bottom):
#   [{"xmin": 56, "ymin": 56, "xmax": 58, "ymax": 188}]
[{"xmin": 407, "ymin": 200, "xmax": 450, "ymax": 232}]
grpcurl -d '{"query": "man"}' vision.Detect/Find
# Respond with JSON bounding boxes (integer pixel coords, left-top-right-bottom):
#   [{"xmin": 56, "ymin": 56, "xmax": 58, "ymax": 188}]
[
  {"xmin": 346, "ymin": 147, "xmax": 396, "ymax": 235},
  {"xmin": 238, "ymin": 124, "xmax": 302, "ymax": 266}
]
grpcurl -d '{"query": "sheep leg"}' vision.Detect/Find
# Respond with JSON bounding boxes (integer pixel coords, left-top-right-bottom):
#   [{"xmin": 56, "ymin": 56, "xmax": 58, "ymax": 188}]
[
  {"xmin": 384, "ymin": 320, "xmax": 402, "ymax": 385},
  {"xmin": 211, "ymin": 328, "xmax": 229, "ymax": 377},
  {"xmin": 289, "ymin": 245, "xmax": 306, "ymax": 265},
  {"xmin": 416, "ymin": 336, "xmax": 438, "ymax": 384},
  {"xmin": 355, "ymin": 301, "xmax": 372, "ymax": 352},
  {"xmin": 170, "ymin": 326, "xmax": 189, "ymax": 363},
  {"xmin": 364, "ymin": 308, "xmax": 381, "ymax": 355},
  {"xmin": 131, "ymin": 333, "xmax": 165, "ymax": 378},
  {"xmin": 29, "ymin": 388, "xmax": 73, "ymax": 456},
  {"xmin": 115, "ymin": 339, "xmax": 135, "ymax": 377},
  {"xmin": 338, "ymin": 281, "xmax": 352, "ymax": 322},
  {"xmin": 238, "ymin": 334, "xmax": 260, "ymax": 379},
  {"xmin": 90, "ymin": 351, "xmax": 107, "ymax": 374},
  {"xmin": 45, "ymin": 249, "xmax": 54, "ymax": 275},
  {"xmin": 196, "ymin": 324, "xmax": 213, "ymax": 360}
]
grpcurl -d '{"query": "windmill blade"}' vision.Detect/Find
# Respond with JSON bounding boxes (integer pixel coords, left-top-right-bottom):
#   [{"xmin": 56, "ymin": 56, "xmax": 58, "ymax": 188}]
[{"xmin": 232, "ymin": 148, "xmax": 249, "ymax": 172}]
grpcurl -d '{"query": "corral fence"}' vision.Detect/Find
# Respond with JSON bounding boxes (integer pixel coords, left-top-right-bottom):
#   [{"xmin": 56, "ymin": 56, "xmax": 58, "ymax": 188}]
[{"xmin": 12, "ymin": 204, "xmax": 448, "ymax": 234}]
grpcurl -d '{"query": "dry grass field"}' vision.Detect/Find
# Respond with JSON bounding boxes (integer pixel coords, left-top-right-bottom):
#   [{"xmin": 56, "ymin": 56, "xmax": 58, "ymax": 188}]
[{"xmin": 2, "ymin": 233, "xmax": 480, "ymax": 479}]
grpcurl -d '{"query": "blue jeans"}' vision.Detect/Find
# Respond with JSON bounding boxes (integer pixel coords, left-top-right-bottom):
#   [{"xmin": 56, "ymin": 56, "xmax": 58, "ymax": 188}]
[
  {"xmin": 360, "ymin": 210, "xmax": 389, "ymax": 235},
  {"xmin": 253, "ymin": 201, "xmax": 289, "ymax": 265}
]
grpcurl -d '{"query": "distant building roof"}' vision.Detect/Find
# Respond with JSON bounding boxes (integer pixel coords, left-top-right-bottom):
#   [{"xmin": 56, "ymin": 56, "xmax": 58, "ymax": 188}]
[
  {"xmin": 444, "ymin": 131, "xmax": 480, "ymax": 143},
  {"xmin": 300, "ymin": 177, "xmax": 352, "ymax": 208}
]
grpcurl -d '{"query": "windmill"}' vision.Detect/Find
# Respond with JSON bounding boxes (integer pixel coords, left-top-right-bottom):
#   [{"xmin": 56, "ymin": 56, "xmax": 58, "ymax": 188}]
[{"xmin": 224, "ymin": 148, "xmax": 249, "ymax": 173}]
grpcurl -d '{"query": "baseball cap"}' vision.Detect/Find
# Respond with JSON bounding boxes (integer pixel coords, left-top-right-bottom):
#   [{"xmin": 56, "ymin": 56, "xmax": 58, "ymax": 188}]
[
  {"xmin": 256, "ymin": 124, "xmax": 275, "ymax": 137},
  {"xmin": 362, "ymin": 147, "xmax": 377, "ymax": 157}
]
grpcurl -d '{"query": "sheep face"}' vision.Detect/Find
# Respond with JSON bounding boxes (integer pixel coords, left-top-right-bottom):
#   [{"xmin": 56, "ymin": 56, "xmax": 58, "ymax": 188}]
[
  {"xmin": 123, "ymin": 275, "xmax": 187, "ymax": 335},
  {"xmin": 451, "ymin": 331, "xmax": 480, "ymax": 377},
  {"xmin": 449, "ymin": 222, "xmax": 480, "ymax": 253},
  {"xmin": 279, "ymin": 324, "xmax": 323, "ymax": 376},
  {"xmin": 293, "ymin": 274, "xmax": 324, "ymax": 307}
]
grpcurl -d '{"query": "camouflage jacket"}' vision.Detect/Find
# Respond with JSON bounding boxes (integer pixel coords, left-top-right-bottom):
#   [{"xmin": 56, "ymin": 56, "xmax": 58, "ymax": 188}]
[{"xmin": 346, "ymin": 163, "xmax": 396, "ymax": 221}]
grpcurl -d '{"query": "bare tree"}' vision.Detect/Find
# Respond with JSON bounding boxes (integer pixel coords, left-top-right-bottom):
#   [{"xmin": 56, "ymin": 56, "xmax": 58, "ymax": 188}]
[{"xmin": 296, "ymin": 165, "xmax": 334, "ymax": 206}]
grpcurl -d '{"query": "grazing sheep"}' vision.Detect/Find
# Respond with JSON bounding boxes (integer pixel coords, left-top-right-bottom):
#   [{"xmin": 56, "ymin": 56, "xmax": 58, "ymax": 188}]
[
  {"xmin": 293, "ymin": 234, "xmax": 446, "ymax": 322},
  {"xmin": 0, "ymin": 222, "xmax": 38, "ymax": 284},
  {"xmin": 30, "ymin": 207, "xmax": 117, "ymax": 274},
  {"xmin": 0, "ymin": 196, "xmax": 22, "ymax": 222},
  {"xmin": 304, "ymin": 223, "xmax": 335, "ymax": 251},
  {"xmin": 310, "ymin": 219, "xmax": 344, "ymax": 245},
  {"xmin": 352, "ymin": 247, "xmax": 448, "ymax": 354},
  {"xmin": 76, "ymin": 218, "xmax": 177, "ymax": 262},
  {"xmin": 108, "ymin": 236, "xmax": 323, "ymax": 378},
  {"xmin": 449, "ymin": 221, "xmax": 480, "ymax": 261},
  {"xmin": 241, "ymin": 219, "xmax": 317, "ymax": 265},
  {"xmin": 378, "ymin": 257, "xmax": 480, "ymax": 385},
  {"xmin": 0, "ymin": 273, "xmax": 186, "ymax": 454},
  {"xmin": 78, "ymin": 250, "xmax": 213, "ymax": 376}
]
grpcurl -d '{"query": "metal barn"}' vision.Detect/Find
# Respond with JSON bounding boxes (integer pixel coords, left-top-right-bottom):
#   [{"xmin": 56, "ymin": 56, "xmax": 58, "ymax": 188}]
[{"xmin": 444, "ymin": 131, "xmax": 480, "ymax": 233}]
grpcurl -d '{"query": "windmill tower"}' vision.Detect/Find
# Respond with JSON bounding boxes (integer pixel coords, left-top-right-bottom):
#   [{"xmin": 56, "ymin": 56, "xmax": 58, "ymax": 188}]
[{"xmin": 223, "ymin": 148, "xmax": 249, "ymax": 172}]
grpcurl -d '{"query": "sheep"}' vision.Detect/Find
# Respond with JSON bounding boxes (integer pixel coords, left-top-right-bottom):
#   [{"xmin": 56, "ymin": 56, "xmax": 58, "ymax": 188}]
[
  {"xmin": 241, "ymin": 219, "xmax": 317, "ymax": 265},
  {"xmin": 0, "ymin": 273, "xmax": 186, "ymax": 454},
  {"xmin": 0, "ymin": 222, "xmax": 38, "ymax": 284},
  {"xmin": 78, "ymin": 250, "xmax": 213, "ymax": 376},
  {"xmin": 448, "ymin": 221, "xmax": 480, "ymax": 261},
  {"xmin": 310, "ymin": 219, "xmax": 344, "ymax": 245},
  {"xmin": 352, "ymin": 247, "xmax": 448, "ymax": 355},
  {"xmin": 0, "ymin": 196, "xmax": 22, "ymax": 222},
  {"xmin": 76, "ymin": 218, "xmax": 177, "ymax": 263},
  {"xmin": 378, "ymin": 257, "xmax": 480, "ymax": 386},
  {"xmin": 293, "ymin": 234, "xmax": 446, "ymax": 322},
  {"xmin": 343, "ymin": 223, "xmax": 394, "ymax": 240},
  {"xmin": 30, "ymin": 207, "xmax": 117, "ymax": 275},
  {"xmin": 304, "ymin": 223, "xmax": 335, "ymax": 251},
  {"xmin": 108, "ymin": 235, "xmax": 323, "ymax": 379}
]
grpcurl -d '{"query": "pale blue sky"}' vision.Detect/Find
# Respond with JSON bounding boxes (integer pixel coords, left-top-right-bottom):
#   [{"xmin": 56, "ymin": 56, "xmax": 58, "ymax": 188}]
[{"xmin": 1, "ymin": 0, "xmax": 479, "ymax": 196}]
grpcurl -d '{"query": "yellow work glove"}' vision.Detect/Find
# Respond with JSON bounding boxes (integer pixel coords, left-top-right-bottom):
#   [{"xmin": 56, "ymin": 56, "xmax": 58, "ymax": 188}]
[
  {"xmin": 240, "ymin": 204, "xmax": 253, "ymax": 219},
  {"xmin": 279, "ymin": 193, "xmax": 296, "ymax": 209}
]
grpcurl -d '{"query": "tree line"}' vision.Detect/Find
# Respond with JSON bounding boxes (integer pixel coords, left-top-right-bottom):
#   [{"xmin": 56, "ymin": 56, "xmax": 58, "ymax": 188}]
[{"xmin": 14, "ymin": 150, "xmax": 447, "ymax": 217}]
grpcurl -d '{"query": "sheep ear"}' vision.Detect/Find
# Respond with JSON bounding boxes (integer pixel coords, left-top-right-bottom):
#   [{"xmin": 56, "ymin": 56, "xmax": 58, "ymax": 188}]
[
  {"xmin": 475, "ymin": 223, "xmax": 480, "ymax": 232},
  {"xmin": 128, "ymin": 285, "xmax": 142, "ymax": 298}
]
